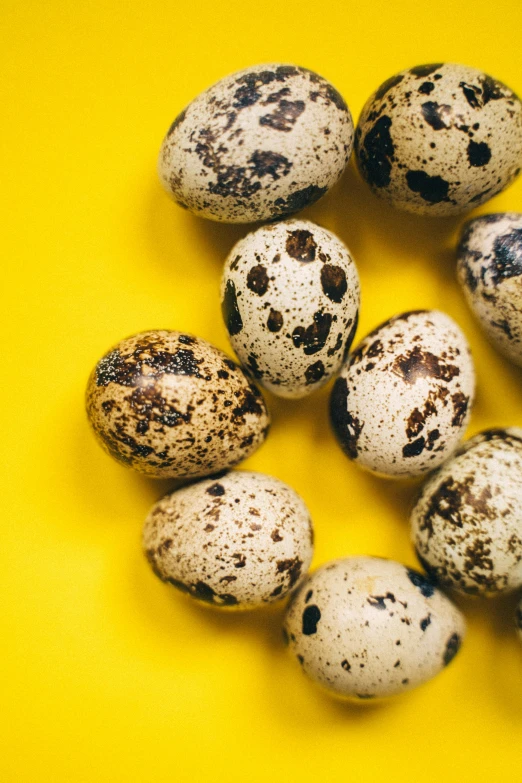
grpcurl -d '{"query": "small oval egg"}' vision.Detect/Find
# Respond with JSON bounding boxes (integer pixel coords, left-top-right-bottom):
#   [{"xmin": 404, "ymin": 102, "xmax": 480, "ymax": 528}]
[
  {"xmin": 355, "ymin": 63, "xmax": 522, "ymax": 216},
  {"xmin": 517, "ymin": 597, "xmax": 522, "ymax": 642},
  {"xmin": 86, "ymin": 330, "xmax": 270, "ymax": 479},
  {"xmin": 411, "ymin": 428, "xmax": 522, "ymax": 596},
  {"xmin": 329, "ymin": 310, "xmax": 475, "ymax": 478},
  {"xmin": 220, "ymin": 219, "xmax": 360, "ymax": 398},
  {"xmin": 158, "ymin": 63, "xmax": 353, "ymax": 223},
  {"xmin": 143, "ymin": 471, "xmax": 314, "ymax": 609},
  {"xmin": 284, "ymin": 556, "xmax": 465, "ymax": 700},
  {"xmin": 457, "ymin": 213, "xmax": 522, "ymax": 366}
]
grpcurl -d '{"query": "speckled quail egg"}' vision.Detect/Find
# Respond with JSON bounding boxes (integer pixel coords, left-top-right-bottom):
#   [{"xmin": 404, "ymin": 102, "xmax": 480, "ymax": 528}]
[
  {"xmin": 411, "ymin": 428, "xmax": 522, "ymax": 596},
  {"xmin": 158, "ymin": 63, "xmax": 353, "ymax": 223},
  {"xmin": 516, "ymin": 597, "xmax": 522, "ymax": 642},
  {"xmin": 355, "ymin": 63, "xmax": 522, "ymax": 216},
  {"xmin": 457, "ymin": 213, "xmax": 522, "ymax": 366},
  {"xmin": 143, "ymin": 471, "xmax": 314, "ymax": 609},
  {"xmin": 329, "ymin": 310, "xmax": 475, "ymax": 478},
  {"xmin": 220, "ymin": 219, "xmax": 360, "ymax": 398},
  {"xmin": 85, "ymin": 330, "xmax": 270, "ymax": 479},
  {"xmin": 284, "ymin": 556, "xmax": 465, "ymax": 700}
]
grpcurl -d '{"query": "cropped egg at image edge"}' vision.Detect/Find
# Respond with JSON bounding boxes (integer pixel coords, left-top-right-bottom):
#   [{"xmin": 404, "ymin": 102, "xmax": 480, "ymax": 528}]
[{"xmin": 2, "ymin": 1, "xmax": 522, "ymax": 782}]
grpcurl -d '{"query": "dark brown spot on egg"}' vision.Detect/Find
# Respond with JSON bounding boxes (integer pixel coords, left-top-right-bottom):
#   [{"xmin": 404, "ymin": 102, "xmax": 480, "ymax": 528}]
[
  {"xmin": 221, "ymin": 279, "xmax": 243, "ymax": 336},
  {"xmin": 276, "ymin": 557, "xmax": 303, "ymax": 587},
  {"xmin": 246, "ymin": 265, "xmax": 269, "ymax": 295},
  {"xmin": 410, "ymin": 64, "xmax": 444, "ymax": 78},
  {"xmin": 286, "ymin": 229, "xmax": 317, "ymax": 262},
  {"xmin": 274, "ymin": 185, "xmax": 328, "ymax": 216},
  {"xmin": 267, "ymin": 309, "xmax": 283, "ymax": 332},
  {"xmin": 305, "ymin": 360, "xmax": 325, "ymax": 384},
  {"xmin": 207, "ymin": 483, "xmax": 225, "ymax": 497},
  {"xmin": 292, "ymin": 311, "xmax": 332, "ymax": 355},
  {"xmin": 374, "ymin": 73, "xmax": 404, "ymax": 101},
  {"xmin": 302, "ymin": 604, "xmax": 321, "ymax": 635},
  {"xmin": 320, "ymin": 264, "xmax": 347, "ymax": 302},
  {"xmin": 259, "ymin": 99, "xmax": 305, "ymax": 132},
  {"xmin": 392, "ymin": 345, "xmax": 460, "ymax": 385},
  {"xmin": 443, "ymin": 633, "xmax": 461, "ymax": 666},
  {"xmin": 330, "ymin": 377, "xmax": 363, "ymax": 459}
]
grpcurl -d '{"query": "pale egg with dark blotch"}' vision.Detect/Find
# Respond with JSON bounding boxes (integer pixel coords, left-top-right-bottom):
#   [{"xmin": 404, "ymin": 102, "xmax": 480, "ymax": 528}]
[
  {"xmin": 143, "ymin": 471, "xmax": 314, "ymax": 609},
  {"xmin": 85, "ymin": 330, "xmax": 270, "ymax": 479},
  {"xmin": 221, "ymin": 219, "xmax": 360, "ymax": 398},
  {"xmin": 284, "ymin": 557, "xmax": 465, "ymax": 700},
  {"xmin": 355, "ymin": 63, "xmax": 522, "ymax": 216},
  {"xmin": 158, "ymin": 63, "xmax": 353, "ymax": 223},
  {"xmin": 411, "ymin": 428, "xmax": 522, "ymax": 596},
  {"xmin": 457, "ymin": 213, "xmax": 522, "ymax": 366},
  {"xmin": 329, "ymin": 310, "xmax": 475, "ymax": 479}
]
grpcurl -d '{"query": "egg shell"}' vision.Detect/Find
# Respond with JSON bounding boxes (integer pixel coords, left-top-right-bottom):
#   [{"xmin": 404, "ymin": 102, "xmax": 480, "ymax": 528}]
[
  {"xmin": 85, "ymin": 330, "xmax": 270, "ymax": 479},
  {"xmin": 329, "ymin": 310, "xmax": 475, "ymax": 478},
  {"xmin": 142, "ymin": 471, "xmax": 314, "ymax": 609},
  {"xmin": 457, "ymin": 213, "xmax": 522, "ymax": 366},
  {"xmin": 220, "ymin": 219, "xmax": 360, "ymax": 398},
  {"xmin": 158, "ymin": 63, "xmax": 353, "ymax": 223},
  {"xmin": 517, "ymin": 597, "xmax": 522, "ymax": 642},
  {"xmin": 283, "ymin": 556, "xmax": 465, "ymax": 700},
  {"xmin": 355, "ymin": 63, "xmax": 522, "ymax": 216},
  {"xmin": 411, "ymin": 428, "xmax": 522, "ymax": 596}
]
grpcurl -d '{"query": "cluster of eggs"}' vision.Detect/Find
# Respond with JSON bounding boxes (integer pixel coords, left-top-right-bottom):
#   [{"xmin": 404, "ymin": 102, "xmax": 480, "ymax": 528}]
[{"xmin": 86, "ymin": 61, "xmax": 522, "ymax": 701}]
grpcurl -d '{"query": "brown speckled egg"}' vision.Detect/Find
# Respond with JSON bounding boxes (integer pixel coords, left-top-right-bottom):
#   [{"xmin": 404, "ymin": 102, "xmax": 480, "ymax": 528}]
[
  {"xmin": 355, "ymin": 63, "xmax": 522, "ymax": 216},
  {"xmin": 283, "ymin": 557, "xmax": 465, "ymax": 700},
  {"xmin": 158, "ymin": 63, "xmax": 353, "ymax": 223},
  {"xmin": 220, "ymin": 219, "xmax": 360, "ymax": 398},
  {"xmin": 143, "ymin": 471, "xmax": 314, "ymax": 609},
  {"xmin": 85, "ymin": 330, "xmax": 270, "ymax": 479},
  {"xmin": 329, "ymin": 310, "xmax": 475, "ymax": 478},
  {"xmin": 411, "ymin": 428, "xmax": 522, "ymax": 596},
  {"xmin": 457, "ymin": 213, "xmax": 522, "ymax": 366}
]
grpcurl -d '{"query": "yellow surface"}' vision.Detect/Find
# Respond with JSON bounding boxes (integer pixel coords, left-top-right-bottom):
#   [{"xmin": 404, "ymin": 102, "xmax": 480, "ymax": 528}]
[{"xmin": 2, "ymin": 1, "xmax": 522, "ymax": 781}]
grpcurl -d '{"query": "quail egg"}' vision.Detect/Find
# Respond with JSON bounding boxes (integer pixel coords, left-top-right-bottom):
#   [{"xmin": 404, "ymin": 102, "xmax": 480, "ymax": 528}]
[
  {"xmin": 330, "ymin": 310, "xmax": 475, "ymax": 478},
  {"xmin": 411, "ymin": 427, "xmax": 522, "ymax": 596},
  {"xmin": 355, "ymin": 63, "xmax": 522, "ymax": 216},
  {"xmin": 284, "ymin": 556, "xmax": 465, "ymax": 699},
  {"xmin": 86, "ymin": 330, "xmax": 270, "ymax": 479},
  {"xmin": 143, "ymin": 470, "xmax": 314, "ymax": 609},
  {"xmin": 221, "ymin": 219, "xmax": 360, "ymax": 398},
  {"xmin": 158, "ymin": 63, "xmax": 353, "ymax": 222},
  {"xmin": 457, "ymin": 212, "xmax": 522, "ymax": 366}
]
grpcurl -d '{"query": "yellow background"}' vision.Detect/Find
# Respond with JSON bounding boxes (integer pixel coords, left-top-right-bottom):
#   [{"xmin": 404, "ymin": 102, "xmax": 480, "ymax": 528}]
[{"xmin": 2, "ymin": 1, "xmax": 521, "ymax": 781}]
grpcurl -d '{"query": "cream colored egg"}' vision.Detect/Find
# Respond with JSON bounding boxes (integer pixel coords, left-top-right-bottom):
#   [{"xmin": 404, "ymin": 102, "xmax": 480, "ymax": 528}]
[
  {"xmin": 85, "ymin": 330, "xmax": 270, "ymax": 479},
  {"xmin": 158, "ymin": 63, "xmax": 353, "ymax": 223},
  {"xmin": 355, "ymin": 63, "xmax": 522, "ymax": 216},
  {"xmin": 411, "ymin": 428, "xmax": 522, "ymax": 596},
  {"xmin": 221, "ymin": 219, "xmax": 360, "ymax": 398},
  {"xmin": 143, "ymin": 471, "xmax": 314, "ymax": 609},
  {"xmin": 457, "ymin": 213, "xmax": 522, "ymax": 366},
  {"xmin": 284, "ymin": 556, "xmax": 465, "ymax": 699},
  {"xmin": 329, "ymin": 310, "xmax": 475, "ymax": 478}
]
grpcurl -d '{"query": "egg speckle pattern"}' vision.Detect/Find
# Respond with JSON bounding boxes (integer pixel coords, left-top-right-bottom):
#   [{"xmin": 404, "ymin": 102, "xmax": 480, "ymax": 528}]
[
  {"xmin": 86, "ymin": 331, "xmax": 270, "ymax": 479},
  {"xmin": 457, "ymin": 212, "xmax": 522, "ymax": 366},
  {"xmin": 158, "ymin": 63, "xmax": 354, "ymax": 222},
  {"xmin": 355, "ymin": 63, "xmax": 522, "ymax": 216},
  {"xmin": 329, "ymin": 310, "xmax": 475, "ymax": 478},
  {"xmin": 411, "ymin": 428, "xmax": 522, "ymax": 596},
  {"xmin": 143, "ymin": 471, "xmax": 314, "ymax": 609},
  {"xmin": 284, "ymin": 556, "xmax": 465, "ymax": 699},
  {"xmin": 220, "ymin": 219, "xmax": 360, "ymax": 398}
]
